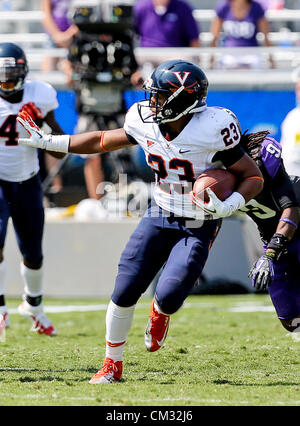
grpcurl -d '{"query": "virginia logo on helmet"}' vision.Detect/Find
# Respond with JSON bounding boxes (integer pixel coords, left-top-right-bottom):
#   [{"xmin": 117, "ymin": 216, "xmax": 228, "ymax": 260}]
[{"xmin": 172, "ymin": 71, "xmax": 191, "ymax": 86}]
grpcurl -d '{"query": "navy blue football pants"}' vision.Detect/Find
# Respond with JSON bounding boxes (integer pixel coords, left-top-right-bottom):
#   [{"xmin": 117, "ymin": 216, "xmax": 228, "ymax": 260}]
[
  {"xmin": 267, "ymin": 238, "xmax": 300, "ymax": 320},
  {"xmin": 0, "ymin": 174, "xmax": 44, "ymax": 265},
  {"xmin": 111, "ymin": 203, "xmax": 221, "ymax": 314}
]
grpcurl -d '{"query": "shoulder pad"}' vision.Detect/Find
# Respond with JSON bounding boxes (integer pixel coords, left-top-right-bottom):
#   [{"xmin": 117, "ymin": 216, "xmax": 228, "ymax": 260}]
[{"xmin": 260, "ymin": 137, "xmax": 282, "ymax": 179}]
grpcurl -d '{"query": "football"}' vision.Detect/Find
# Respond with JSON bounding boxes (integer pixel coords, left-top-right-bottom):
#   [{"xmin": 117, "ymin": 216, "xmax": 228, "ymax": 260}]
[{"xmin": 192, "ymin": 168, "xmax": 237, "ymax": 203}]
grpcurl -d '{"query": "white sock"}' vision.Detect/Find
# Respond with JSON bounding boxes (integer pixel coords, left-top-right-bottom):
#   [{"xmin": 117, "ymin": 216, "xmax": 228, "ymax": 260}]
[
  {"xmin": 20, "ymin": 262, "xmax": 43, "ymax": 298},
  {"xmin": 105, "ymin": 300, "xmax": 135, "ymax": 362},
  {"xmin": 0, "ymin": 260, "xmax": 6, "ymax": 298}
]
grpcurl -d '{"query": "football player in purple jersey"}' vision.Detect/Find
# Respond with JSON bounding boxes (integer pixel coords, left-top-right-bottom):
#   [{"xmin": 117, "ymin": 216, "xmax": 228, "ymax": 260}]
[
  {"xmin": 240, "ymin": 131, "xmax": 300, "ymax": 333},
  {"xmin": 16, "ymin": 59, "xmax": 264, "ymax": 383}
]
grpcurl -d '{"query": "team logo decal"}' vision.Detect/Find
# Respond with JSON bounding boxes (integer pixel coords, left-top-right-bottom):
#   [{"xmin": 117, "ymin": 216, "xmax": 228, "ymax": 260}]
[
  {"xmin": 173, "ymin": 71, "xmax": 191, "ymax": 85},
  {"xmin": 147, "ymin": 140, "xmax": 155, "ymax": 147},
  {"xmin": 168, "ymin": 71, "xmax": 197, "ymax": 93}
]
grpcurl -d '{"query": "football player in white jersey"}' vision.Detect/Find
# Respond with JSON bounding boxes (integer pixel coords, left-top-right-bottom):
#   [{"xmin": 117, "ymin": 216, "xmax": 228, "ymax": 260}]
[
  {"xmin": 17, "ymin": 59, "xmax": 264, "ymax": 381},
  {"xmin": 0, "ymin": 43, "xmax": 65, "ymax": 336}
]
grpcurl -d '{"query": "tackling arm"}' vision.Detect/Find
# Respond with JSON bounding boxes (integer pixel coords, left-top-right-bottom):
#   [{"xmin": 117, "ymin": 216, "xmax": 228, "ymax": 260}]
[
  {"xmin": 275, "ymin": 207, "xmax": 300, "ymax": 241},
  {"xmin": 249, "ymin": 207, "xmax": 300, "ymax": 292},
  {"xmin": 249, "ymin": 166, "xmax": 300, "ymax": 291}
]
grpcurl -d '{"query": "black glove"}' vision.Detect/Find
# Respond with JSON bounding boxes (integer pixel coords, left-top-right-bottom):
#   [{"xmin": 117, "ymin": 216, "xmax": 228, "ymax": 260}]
[{"xmin": 249, "ymin": 233, "xmax": 289, "ymax": 291}]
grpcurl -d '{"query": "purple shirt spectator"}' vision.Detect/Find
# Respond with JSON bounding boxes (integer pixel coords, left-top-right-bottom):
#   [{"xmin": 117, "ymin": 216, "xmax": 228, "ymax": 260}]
[
  {"xmin": 134, "ymin": 0, "xmax": 200, "ymax": 47},
  {"xmin": 216, "ymin": 0, "xmax": 265, "ymax": 47},
  {"xmin": 50, "ymin": 0, "xmax": 72, "ymax": 32}
]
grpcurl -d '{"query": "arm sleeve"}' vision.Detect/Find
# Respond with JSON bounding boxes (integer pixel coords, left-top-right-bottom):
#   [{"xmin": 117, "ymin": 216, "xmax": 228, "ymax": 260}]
[
  {"xmin": 212, "ymin": 144, "xmax": 245, "ymax": 168},
  {"xmin": 271, "ymin": 163, "xmax": 300, "ymax": 210}
]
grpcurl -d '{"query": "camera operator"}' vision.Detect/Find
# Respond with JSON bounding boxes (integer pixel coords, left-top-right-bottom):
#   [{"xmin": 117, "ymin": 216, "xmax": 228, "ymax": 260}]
[{"xmin": 62, "ymin": 1, "xmax": 143, "ymax": 200}]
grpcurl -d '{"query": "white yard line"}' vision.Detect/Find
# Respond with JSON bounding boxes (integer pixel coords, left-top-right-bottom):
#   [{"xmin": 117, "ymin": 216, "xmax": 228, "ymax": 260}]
[{"xmin": 6, "ymin": 301, "xmax": 275, "ymax": 315}]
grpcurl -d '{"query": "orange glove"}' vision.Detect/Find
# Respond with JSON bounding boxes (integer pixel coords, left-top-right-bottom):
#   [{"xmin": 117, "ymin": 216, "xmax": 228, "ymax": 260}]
[
  {"xmin": 18, "ymin": 110, "xmax": 42, "ymax": 137},
  {"xmin": 19, "ymin": 102, "xmax": 43, "ymax": 121}
]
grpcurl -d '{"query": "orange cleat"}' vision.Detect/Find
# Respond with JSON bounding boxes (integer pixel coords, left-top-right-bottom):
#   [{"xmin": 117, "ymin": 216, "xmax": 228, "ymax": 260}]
[
  {"xmin": 144, "ymin": 299, "xmax": 170, "ymax": 352},
  {"xmin": 18, "ymin": 301, "xmax": 57, "ymax": 336},
  {"xmin": 89, "ymin": 358, "xmax": 123, "ymax": 384}
]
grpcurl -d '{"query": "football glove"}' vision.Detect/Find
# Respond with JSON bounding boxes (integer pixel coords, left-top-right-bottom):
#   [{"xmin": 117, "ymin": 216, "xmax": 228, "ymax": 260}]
[
  {"xmin": 248, "ymin": 253, "xmax": 275, "ymax": 291},
  {"xmin": 191, "ymin": 187, "xmax": 245, "ymax": 218},
  {"xmin": 17, "ymin": 111, "xmax": 70, "ymax": 153},
  {"xmin": 19, "ymin": 102, "xmax": 43, "ymax": 121}
]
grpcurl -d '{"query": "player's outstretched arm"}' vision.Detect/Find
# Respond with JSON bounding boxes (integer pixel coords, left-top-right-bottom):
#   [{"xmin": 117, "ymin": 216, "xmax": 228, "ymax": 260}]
[
  {"xmin": 70, "ymin": 128, "xmax": 132, "ymax": 154},
  {"xmin": 17, "ymin": 111, "xmax": 132, "ymax": 154}
]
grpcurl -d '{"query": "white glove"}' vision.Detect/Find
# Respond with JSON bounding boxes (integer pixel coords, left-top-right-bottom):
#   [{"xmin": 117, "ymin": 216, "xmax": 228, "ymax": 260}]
[
  {"xmin": 17, "ymin": 111, "xmax": 70, "ymax": 153},
  {"xmin": 191, "ymin": 187, "xmax": 246, "ymax": 218}
]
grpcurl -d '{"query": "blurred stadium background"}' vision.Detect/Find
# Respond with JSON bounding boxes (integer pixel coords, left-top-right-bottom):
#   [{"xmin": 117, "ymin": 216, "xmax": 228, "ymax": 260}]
[{"xmin": 3, "ymin": 0, "xmax": 300, "ymax": 298}]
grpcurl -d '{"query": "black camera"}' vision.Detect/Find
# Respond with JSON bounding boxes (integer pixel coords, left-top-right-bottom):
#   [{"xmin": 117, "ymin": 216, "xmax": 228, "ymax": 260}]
[{"xmin": 68, "ymin": 1, "xmax": 138, "ymax": 114}]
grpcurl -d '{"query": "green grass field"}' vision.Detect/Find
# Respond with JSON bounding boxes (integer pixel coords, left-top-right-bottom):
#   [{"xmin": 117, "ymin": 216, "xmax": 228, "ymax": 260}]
[{"xmin": 1, "ymin": 294, "xmax": 300, "ymax": 406}]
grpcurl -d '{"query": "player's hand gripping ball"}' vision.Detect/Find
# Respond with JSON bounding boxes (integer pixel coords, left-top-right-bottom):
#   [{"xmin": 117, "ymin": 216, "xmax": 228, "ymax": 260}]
[{"xmin": 190, "ymin": 168, "xmax": 238, "ymax": 218}]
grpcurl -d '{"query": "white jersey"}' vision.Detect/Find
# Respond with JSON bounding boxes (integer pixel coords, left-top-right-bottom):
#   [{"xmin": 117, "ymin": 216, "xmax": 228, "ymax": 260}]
[
  {"xmin": 280, "ymin": 106, "xmax": 300, "ymax": 176},
  {"xmin": 0, "ymin": 80, "xmax": 58, "ymax": 182},
  {"xmin": 124, "ymin": 102, "xmax": 242, "ymax": 219}
]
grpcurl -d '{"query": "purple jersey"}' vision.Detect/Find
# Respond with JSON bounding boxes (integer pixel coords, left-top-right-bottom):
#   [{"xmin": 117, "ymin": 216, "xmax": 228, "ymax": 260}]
[
  {"xmin": 260, "ymin": 137, "xmax": 282, "ymax": 179},
  {"xmin": 240, "ymin": 137, "xmax": 299, "ymax": 242},
  {"xmin": 240, "ymin": 137, "xmax": 300, "ymax": 320},
  {"xmin": 50, "ymin": 0, "xmax": 72, "ymax": 32},
  {"xmin": 134, "ymin": 0, "xmax": 200, "ymax": 47},
  {"xmin": 216, "ymin": 0, "xmax": 265, "ymax": 47}
]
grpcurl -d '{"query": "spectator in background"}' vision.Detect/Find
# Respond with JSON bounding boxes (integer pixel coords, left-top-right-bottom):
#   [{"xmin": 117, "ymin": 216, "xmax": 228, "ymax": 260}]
[
  {"xmin": 210, "ymin": 0, "xmax": 274, "ymax": 69},
  {"xmin": 280, "ymin": 78, "xmax": 300, "ymax": 176},
  {"xmin": 256, "ymin": 0, "xmax": 285, "ymax": 9},
  {"xmin": 134, "ymin": 0, "xmax": 201, "ymax": 48},
  {"xmin": 41, "ymin": 0, "xmax": 79, "ymax": 72}
]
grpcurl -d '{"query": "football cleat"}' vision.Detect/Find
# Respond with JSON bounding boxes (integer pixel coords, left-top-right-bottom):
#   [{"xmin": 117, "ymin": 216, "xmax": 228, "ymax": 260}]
[
  {"xmin": 18, "ymin": 300, "xmax": 57, "ymax": 336},
  {"xmin": 0, "ymin": 307, "xmax": 10, "ymax": 328},
  {"xmin": 145, "ymin": 299, "xmax": 170, "ymax": 352},
  {"xmin": 89, "ymin": 358, "xmax": 123, "ymax": 384}
]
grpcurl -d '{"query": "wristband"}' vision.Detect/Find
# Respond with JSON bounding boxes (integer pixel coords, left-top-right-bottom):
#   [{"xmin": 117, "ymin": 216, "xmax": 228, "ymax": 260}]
[
  {"xmin": 279, "ymin": 218, "xmax": 298, "ymax": 229},
  {"xmin": 245, "ymin": 176, "xmax": 264, "ymax": 183},
  {"xmin": 264, "ymin": 250, "xmax": 277, "ymax": 260},
  {"xmin": 224, "ymin": 191, "xmax": 246, "ymax": 211},
  {"xmin": 47, "ymin": 135, "xmax": 70, "ymax": 153}
]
